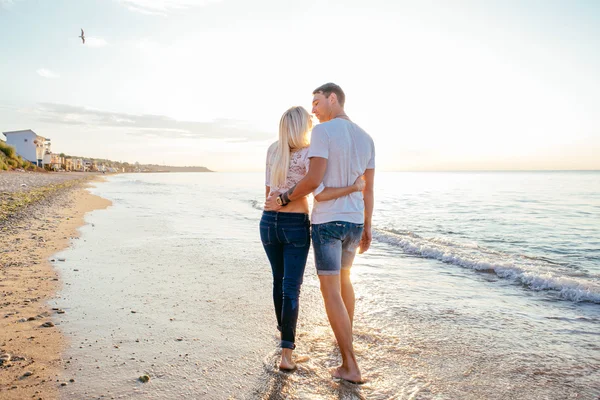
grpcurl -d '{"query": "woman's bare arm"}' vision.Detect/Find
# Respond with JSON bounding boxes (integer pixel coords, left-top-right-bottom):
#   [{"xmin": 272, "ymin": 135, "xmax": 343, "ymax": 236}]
[{"xmin": 314, "ymin": 176, "xmax": 365, "ymax": 202}]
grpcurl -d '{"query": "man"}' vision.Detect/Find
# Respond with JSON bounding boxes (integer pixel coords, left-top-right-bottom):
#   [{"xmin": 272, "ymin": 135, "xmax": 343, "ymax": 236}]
[{"xmin": 265, "ymin": 83, "xmax": 375, "ymax": 384}]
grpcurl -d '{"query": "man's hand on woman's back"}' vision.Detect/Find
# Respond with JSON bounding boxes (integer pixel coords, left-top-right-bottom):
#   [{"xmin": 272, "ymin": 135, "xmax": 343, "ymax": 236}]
[{"xmin": 264, "ymin": 193, "xmax": 282, "ymax": 211}]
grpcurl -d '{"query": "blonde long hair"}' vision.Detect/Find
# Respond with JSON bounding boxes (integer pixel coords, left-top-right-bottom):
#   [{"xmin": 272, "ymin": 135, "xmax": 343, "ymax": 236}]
[{"xmin": 269, "ymin": 106, "xmax": 312, "ymax": 189}]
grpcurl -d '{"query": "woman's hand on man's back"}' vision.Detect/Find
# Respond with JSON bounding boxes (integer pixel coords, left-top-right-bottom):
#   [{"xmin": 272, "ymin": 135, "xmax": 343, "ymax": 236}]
[{"xmin": 353, "ymin": 175, "xmax": 366, "ymax": 192}]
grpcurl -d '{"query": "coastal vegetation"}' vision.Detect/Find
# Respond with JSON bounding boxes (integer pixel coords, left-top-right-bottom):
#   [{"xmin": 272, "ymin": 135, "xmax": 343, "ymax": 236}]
[
  {"xmin": 0, "ymin": 179, "xmax": 83, "ymax": 223},
  {"xmin": 0, "ymin": 140, "xmax": 36, "ymax": 171}
]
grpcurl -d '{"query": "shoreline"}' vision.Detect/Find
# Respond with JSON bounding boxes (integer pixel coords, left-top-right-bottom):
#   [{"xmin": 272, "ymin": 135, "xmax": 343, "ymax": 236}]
[{"xmin": 0, "ymin": 175, "xmax": 111, "ymax": 399}]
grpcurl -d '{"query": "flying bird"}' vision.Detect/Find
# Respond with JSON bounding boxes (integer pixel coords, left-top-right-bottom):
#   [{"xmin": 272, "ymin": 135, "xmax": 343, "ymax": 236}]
[{"xmin": 79, "ymin": 28, "xmax": 85, "ymax": 44}]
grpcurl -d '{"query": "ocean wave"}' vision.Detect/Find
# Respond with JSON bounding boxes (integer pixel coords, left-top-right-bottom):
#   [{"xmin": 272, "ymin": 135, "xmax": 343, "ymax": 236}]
[
  {"xmin": 248, "ymin": 199, "xmax": 264, "ymax": 211},
  {"xmin": 128, "ymin": 180, "xmax": 165, "ymax": 187},
  {"xmin": 373, "ymin": 228, "xmax": 600, "ymax": 304}
]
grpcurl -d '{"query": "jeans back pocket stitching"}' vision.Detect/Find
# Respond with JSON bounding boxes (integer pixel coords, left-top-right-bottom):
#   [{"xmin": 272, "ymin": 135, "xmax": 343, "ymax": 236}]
[{"xmin": 282, "ymin": 227, "xmax": 308, "ymax": 248}]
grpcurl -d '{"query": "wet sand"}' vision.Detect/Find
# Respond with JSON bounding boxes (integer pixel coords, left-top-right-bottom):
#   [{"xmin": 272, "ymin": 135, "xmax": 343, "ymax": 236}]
[{"xmin": 0, "ymin": 172, "xmax": 111, "ymax": 399}]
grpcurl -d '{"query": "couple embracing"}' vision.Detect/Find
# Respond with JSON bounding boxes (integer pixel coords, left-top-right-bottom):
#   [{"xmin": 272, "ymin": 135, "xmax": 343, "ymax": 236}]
[{"xmin": 260, "ymin": 83, "xmax": 375, "ymax": 384}]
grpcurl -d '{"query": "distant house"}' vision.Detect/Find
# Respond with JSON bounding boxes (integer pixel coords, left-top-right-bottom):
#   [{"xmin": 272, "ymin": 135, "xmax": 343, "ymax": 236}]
[
  {"xmin": 2, "ymin": 129, "xmax": 50, "ymax": 166},
  {"xmin": 42, "ymin": 152, "xmax": 61, "ymax": 170},
  {"xmin": 43, "ymin": 153, "xmax": 63, "ymax": 171},
  {"xmin": 65, "ymin": 158, "xmax": 74, "ymax": 171},
  {"xmin": 73, "ymin": 158, "xmax": 84, "ymax": 171}
]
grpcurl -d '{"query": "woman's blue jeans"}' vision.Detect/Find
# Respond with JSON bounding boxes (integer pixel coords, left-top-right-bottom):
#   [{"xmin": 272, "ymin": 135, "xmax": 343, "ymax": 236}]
[{"xmin": 259, "ymin": 211, "xmax": 310, "ymax": 350}]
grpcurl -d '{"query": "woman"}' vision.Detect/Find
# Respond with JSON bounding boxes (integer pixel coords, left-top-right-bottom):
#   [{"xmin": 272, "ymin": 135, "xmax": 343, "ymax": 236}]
[{"xmin": 260, "ymin": 106, "xmax": 364, "ymax": 371}]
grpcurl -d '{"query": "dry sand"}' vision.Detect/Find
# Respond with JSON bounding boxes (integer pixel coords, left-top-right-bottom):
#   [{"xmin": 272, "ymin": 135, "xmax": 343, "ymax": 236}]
[{"xmin": 0, "ymin": 175, "xmax": 111, "ymax": 400}]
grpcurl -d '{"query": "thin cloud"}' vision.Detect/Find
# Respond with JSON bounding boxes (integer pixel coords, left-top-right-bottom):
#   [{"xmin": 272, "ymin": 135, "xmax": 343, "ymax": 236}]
[
  {"xmin": 32, "ymin": 102, "xmax": 272, "ymax": 142},
  {"xmin": 36, "ymin": 68, "xmax": 60, "ymax": 79},
  {"xmin": 0, "ymin": 0, "xmax": 16, "ymax": 9},
  {"xmin": 124, "ymin": 5, "xmax": 165, "ymax": 16},
  {"xmin": 117, "ymin": 0, "xmax": 221, "ymax": 15}
]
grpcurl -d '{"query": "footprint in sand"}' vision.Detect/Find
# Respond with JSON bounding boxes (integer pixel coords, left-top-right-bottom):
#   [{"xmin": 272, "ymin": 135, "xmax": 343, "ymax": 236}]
[{"xmin": 294, "ymin": 355, "xmax": 310, "ymax": 363}]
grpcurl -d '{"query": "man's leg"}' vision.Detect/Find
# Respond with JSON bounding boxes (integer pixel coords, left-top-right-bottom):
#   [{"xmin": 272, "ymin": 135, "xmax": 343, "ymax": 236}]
[
  {"xmin": 319, "ymin": 274, "xmax": 362, "ymax": 382},
  {"xmin": 313, "ymin": 223, "xmax": 362, "ymax": 383},
  {"xmin": 340, "ymin": 223, "xmax": 363, "ymax": 330},
  {"xmin": 340, "ymin": 269, "xmax": 355, "ymax": 328}
]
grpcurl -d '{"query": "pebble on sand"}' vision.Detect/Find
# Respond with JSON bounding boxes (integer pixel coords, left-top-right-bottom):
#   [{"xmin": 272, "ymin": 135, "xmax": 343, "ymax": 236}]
[
  {"xmin": 41, "ymin": 321, "xmax": 55, "ymax": 328},
  {"xmin": 139, "ymin": 374, "xmax": 150, "ymax": 383}
]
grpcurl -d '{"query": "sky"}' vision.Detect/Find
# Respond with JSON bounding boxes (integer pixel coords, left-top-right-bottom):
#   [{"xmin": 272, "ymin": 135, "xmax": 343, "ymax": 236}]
[{"xmin": 0, "ymin": 0, "xmax": 599, "ymax": 171}]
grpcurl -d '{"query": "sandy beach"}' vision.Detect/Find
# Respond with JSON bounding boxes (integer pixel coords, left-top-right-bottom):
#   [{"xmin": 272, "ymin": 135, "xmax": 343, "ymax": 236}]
[{"xmin": 0, "ymin": 171, "xmax": 111, "ymax": 400}]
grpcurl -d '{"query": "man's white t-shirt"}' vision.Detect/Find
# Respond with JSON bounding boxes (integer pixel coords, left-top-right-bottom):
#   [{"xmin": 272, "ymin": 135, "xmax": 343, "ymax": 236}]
[{"xmin": 308, "ymin": 118, "xmax": 375, "ymax": 225}]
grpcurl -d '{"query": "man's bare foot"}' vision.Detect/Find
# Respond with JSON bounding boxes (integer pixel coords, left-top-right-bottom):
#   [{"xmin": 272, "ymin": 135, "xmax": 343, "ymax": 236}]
[
  {"xmin": 279, "ymin": 348, "xmax": 296, "ymax": 371},
  {"xmin": 331, "ymin": 366, "xmax": 364, "ymax": 384}
]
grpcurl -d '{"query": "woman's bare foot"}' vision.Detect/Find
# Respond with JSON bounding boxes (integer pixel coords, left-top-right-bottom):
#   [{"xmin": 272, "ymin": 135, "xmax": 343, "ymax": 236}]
[
  {"xmin": 331, "ymin": 366, "xmax": 364, "ymax": 384},
  {"xmin": 279, "ymin": 348, "xmax": 296, "ymax": 371}
]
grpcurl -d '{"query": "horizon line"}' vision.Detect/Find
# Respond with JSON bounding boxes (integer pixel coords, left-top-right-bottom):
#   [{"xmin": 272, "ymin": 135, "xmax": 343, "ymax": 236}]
[{"xmin": 214, "ymin": 169, "xmax": 600, "ymax": 173}]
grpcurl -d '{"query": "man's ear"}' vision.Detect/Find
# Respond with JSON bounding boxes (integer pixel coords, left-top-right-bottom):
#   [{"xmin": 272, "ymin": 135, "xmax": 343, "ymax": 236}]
[{"xmin": 329, "ymin": 92, "xmax": 338, "ymax": 105}]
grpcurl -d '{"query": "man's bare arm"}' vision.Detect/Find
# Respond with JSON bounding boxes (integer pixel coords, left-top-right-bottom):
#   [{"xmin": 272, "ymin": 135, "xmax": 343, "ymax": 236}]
[
  {"xmin": 359, "ymin": 168, "xmax": 375, "ymax": 253},
  {"xmin": 264, "ymin": 157, "xmax": 327, "ymax": 210},
  {"xmin": 286, "ymin": 157, "xmax": 327, "ymax": 201}
]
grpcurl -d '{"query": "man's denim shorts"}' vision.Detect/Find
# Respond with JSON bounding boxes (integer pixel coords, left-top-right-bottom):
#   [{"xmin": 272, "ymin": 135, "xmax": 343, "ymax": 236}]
[{"xmin": 311, "ymin": 221, "xmax": 364, "ymax": 275}]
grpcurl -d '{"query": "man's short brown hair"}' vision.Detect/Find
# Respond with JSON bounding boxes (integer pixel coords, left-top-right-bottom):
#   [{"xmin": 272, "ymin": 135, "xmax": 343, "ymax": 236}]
[{"xmin": 313, "ymin": 83, "xmax": 345, "ymax": 107}]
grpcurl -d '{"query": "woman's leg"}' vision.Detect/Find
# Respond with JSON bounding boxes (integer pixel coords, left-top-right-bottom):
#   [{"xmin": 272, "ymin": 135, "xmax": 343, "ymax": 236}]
[
  {"xmin": 279, "ymin": 223, "xmax": 310, "ymax": 355},
  {"xmin": 262, "ymin": 213, "xmax": 310, "ymax": 371},
  {"xmin": 266, "ymin": 245, "xmax": 284, "ymax": 331},
  {"xmin": 260, "ymin": 220, "xmax": 284, "ymax": 332}
]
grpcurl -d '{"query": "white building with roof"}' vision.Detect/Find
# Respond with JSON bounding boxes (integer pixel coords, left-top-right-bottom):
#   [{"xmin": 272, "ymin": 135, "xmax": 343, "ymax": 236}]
[{"xmin": 2, "ymin": 129, "xmax": 51, "ymax": 166}]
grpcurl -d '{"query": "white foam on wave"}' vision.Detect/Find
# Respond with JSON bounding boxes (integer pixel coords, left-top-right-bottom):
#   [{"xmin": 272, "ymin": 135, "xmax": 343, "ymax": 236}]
[
  {"xmin": 249, "ymin": 199, "xmax": 263, "ymax": 211},
  {"xmin": 374, "ymin": 229, "xmax": 600, "ymax": 304}
]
